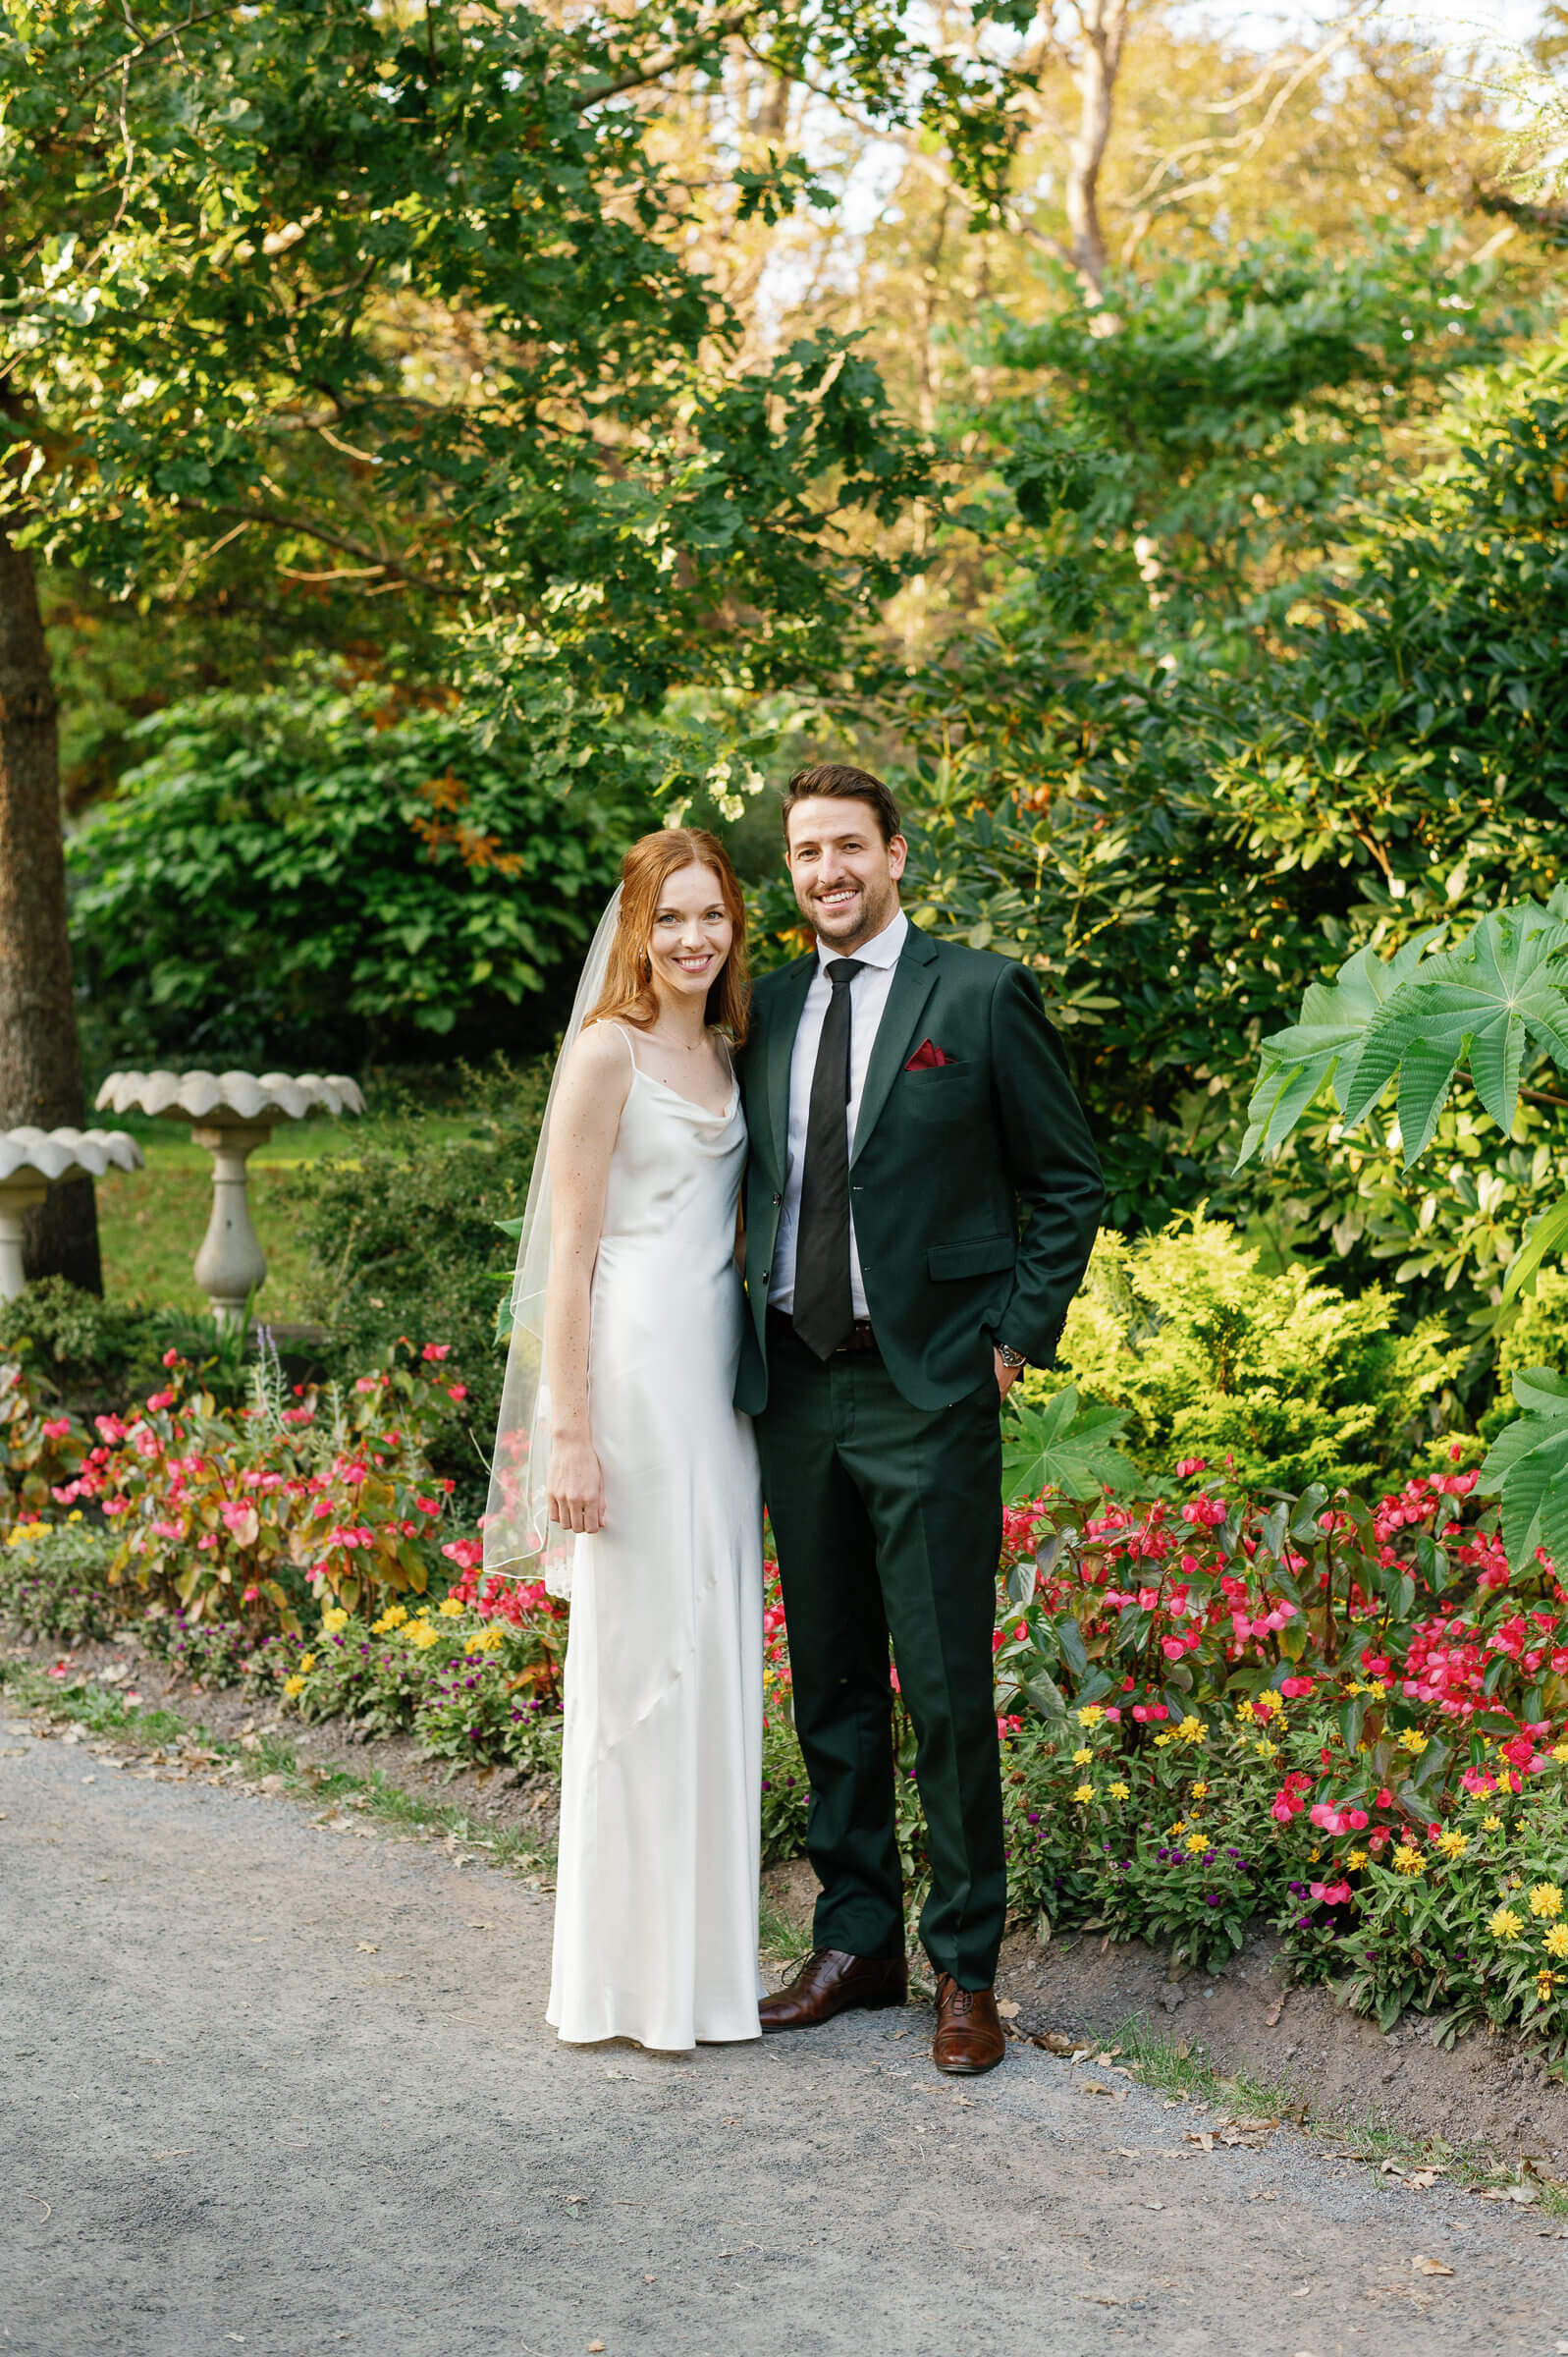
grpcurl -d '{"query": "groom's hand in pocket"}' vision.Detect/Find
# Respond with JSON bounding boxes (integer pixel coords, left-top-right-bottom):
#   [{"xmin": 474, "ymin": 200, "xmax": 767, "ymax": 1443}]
[
  {"xmin": 548, "ymin": 1437, "xmax": 608, "ymax": 1534},
  {"xmin": 993, "ymin": 1346, "xmax": 1022, "ymax": 1402}
]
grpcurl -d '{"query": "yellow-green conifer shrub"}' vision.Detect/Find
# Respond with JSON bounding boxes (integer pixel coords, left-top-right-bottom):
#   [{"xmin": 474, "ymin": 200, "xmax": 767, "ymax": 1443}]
[{"xmin": 1020, "ymin": 1211, "xmax": 1460, "ymax": 1490}]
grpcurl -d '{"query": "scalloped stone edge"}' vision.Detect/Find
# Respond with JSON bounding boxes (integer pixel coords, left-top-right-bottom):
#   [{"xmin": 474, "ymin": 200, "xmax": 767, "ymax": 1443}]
[
  {"xmin": 94, "ymin": 1069, "xmax": 366, "ymax": 1123},
  {"xmin": 0, "ymin": 1126, "xmax": 146, "ymax": 1183}
]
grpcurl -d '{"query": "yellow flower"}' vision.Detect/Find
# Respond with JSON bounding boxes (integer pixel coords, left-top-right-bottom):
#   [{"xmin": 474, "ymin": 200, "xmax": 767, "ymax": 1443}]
[
  {"xmin": 1071, "ymin": 1782, "xmax": 1095, "ymax": 1803},
  {"xmin": 1177, "ymin": 1715, "xmax": 1205, "ymax": 1743},
  {"xmin": 1396, "ymin": 1728, "xmax": 1429, "ymax": 1756},
  {"xmin": 1071, "ymin": 1746, "xmax": 1094, "ymax": 1766},
  {"xmin": 283, "ymin": 1674, "xmax": 304, "ymax": 1698},
  {"xmin": 1077, "ymin": 1704, "xmax": 1105, "ymax": 1727},
  {"xmin": 1482, "ymin": 1813, "xmax": 1503, "ymax": 1833},
  {"xmin": 1185, "ymin": 1833, "xmax": 1209, "ymax": 1854},
  {"xmin": 1347, "ymin": 1848, "xmax": 1369, "ymax": 1871},
  {"xmin": 1235, "ymin": 1699, "xmax": 1257, "ymax": 1725},
  {"xmin": 321, "ymin": 1607, "xmax": 349, "ymax": 1634},
  {"xmin": 1393, "ymin": 1845, "xmax": 1425, "ymax": 1876},
  {"xmin": 1365, "ymin": 1678, "xmax": 1387, "ymax": 1699},
  {"xmin": 1252, "ymin": 1692, "xmax": 1276, "ymax": 1719},
  {"xmin": 406, "ymin": 1621, "xmax": 440, "ymax": 1651},
  {"xmin": 67, "ymin": 1509, "xmax": 83, "ymax": 1523},
  {"xmin": 1308, "ymin": 1846, "xmax": 1321, "ymax": 1863},
  {"xmin": 1168, "ymin": 1820, "xmax": 1186, "ymax": 1838},
  {"xmin": 1191, "ymin": 1781, "xmax": 1209, "ymax": 1798},
  {"xmin": 1255, "ymin": 1738, "xmax": 1278, "ymax": 1761},
  {"xmin": 1153, "ymin": 1731, "xmax": 1174, "ymax": 1749},
  {"xmin": 1108, "ymin": 1781, "xmax": 1130, "ymax": 1801},
  {"xmin": 1436, "ymin": 1829, "xmax": 1468, "ymax": 1862},
  {"xmin": 1537, "ymin": 1969, "xmax": 1556, "ymax": 2002},
  {"xmin": 1489, "ymin": 1906, "xmax": 1526, "ymax": 1941},
  {"xmin": 1553, "ymin": 1742, "xmax": 1568, "ymax": 1765},
  {"xmin": 1529, "ymin": 1882, "xmax": 1564, "ymax": 1920},
  {"xmin": 1544, "ymin": 1924, "xmax": 1568, "ymax": 1959},
  {"xmin": 298, "ymin": 1652, "xmax": 316, "ymax": 1673},
  {"xmin": 439, "ymin": 1597, "xmax": 465, "ymax": 1618}
]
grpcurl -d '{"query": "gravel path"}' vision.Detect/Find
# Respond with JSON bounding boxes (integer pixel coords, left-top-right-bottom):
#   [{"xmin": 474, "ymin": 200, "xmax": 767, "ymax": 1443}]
[{"xmin": 4, "ymin": 1712, "xmax": 1567, "ymax": 2357}]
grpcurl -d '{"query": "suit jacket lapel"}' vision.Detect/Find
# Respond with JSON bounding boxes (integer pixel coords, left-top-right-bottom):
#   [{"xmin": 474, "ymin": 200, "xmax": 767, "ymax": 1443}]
[
  {"xmin": 764, "ymin": 956, "xmax": 816, "ymax": 1180},
  {"xmin": 850, "ymin": 930, "xmax": 940, "ymax": 1170}
]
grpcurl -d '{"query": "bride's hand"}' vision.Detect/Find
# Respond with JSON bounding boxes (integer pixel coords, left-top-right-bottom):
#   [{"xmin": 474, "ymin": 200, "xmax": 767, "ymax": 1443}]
[{"xmin": 548, "ymin": 1437, "xmax": 607, "ymax": 1535}]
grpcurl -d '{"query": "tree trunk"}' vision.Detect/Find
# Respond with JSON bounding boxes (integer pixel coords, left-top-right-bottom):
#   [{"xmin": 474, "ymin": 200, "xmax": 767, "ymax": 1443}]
[
  {"xmin": 0, "ymin": 523, "xmax": 102, "ymax": 1292},
  {"xmin": 1065, "ymin": 0, "xmax": 1132, "ymax": 299}
]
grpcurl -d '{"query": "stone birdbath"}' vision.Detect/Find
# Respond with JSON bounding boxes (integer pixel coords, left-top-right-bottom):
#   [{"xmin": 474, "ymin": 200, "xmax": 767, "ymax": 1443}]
[
  {"xmin": 0, "ymin": 1127, "xmax": 145, "ymax": 1301},
  {"xmin": 94, "ymin": 1070, "xmax": 365, "ymax": 1327}
]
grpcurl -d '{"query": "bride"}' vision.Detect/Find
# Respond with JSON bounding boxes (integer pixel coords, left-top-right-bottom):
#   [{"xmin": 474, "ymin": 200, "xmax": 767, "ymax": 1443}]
[{"xmin": 483, "ymin": 828, "xmax": 763, "ymax": 2051}]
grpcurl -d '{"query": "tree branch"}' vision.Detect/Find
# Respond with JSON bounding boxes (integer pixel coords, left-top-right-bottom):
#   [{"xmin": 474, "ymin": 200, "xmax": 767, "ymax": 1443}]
[
  {"xmin": 173, "ymin": 499, "xmax": 465, "ymax": 599},
  {"xmin": 75, "ymin": 2, "xmax": 254, "ymax": 100},
  {"xmin": 570, "ymin": 11, "xmax": 755, "ymax": 111}
]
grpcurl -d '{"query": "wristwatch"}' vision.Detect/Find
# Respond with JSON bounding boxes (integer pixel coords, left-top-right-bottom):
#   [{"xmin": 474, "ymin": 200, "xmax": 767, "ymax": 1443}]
[{"xmin": 996, "ymin": 1342, "xmax": 1028, "ymax": 1371}]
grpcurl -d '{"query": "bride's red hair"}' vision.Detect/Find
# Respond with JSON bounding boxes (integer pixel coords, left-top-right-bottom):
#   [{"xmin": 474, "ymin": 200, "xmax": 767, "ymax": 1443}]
[{"xmin": 586, "ymin": 828, "xmax": 750, "ymax": 1045}]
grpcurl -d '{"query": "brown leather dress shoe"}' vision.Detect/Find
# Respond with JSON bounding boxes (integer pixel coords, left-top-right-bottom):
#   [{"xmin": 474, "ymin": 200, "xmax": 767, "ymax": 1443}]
[
  {"xmin": 759, "ymin": 1948, "xmax": 908, "ymax": 2033},
  {"xmin": 932, "ymin": 1975, "xmax": 1006, "ymax": 2074}
]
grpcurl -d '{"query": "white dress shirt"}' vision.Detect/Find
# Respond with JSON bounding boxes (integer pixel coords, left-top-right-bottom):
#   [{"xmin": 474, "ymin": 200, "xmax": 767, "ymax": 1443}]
[{"xmin": 769, "ymin": 907, "xmax": 908, "ymax": 1319}]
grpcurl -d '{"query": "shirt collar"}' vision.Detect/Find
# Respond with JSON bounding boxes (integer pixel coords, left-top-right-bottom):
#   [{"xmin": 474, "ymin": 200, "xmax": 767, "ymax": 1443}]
[{"xmin": 816, "ymin": 907, "xmax": 908, "ymax": 974}]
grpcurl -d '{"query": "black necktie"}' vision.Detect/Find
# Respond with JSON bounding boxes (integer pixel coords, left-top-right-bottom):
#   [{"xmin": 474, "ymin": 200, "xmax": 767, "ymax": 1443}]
[{"xmin": 792, "ymin": 958, "xmax": 865, "ymax": 1360}]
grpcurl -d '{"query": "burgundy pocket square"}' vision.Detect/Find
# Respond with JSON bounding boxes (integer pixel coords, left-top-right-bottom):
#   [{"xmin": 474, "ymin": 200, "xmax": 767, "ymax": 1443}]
[{"xmin": 904, "ymin": 1038, "xmax": 949, "ymax": 1069}]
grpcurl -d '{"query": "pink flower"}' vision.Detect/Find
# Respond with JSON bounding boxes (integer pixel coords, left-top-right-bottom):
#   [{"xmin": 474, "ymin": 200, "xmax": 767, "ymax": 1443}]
[
  {"xmin": 422, "ymin": 1343, "xmax": 452, "ymax": 1361},
  {"xmin": 1309, "ymin": 1881, "xmax": 1352, "ymax": 1905},
  {"xmin": 41, "ymin": 1416, "xmax": 73, "ymax": 1441},
  {"xmin": 448, "ymin": 1385, "xmax": 467, "ymax": 1401},
  {"xmin": 145, "ymin": 1389, "xmax": 176, "ymax": 1412}
]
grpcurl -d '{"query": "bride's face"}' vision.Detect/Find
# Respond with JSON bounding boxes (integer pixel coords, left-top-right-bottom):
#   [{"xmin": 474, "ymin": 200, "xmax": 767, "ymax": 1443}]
[{"xmin": 645, "ymin": 862, "xmax": 733, "ymax": 1009}]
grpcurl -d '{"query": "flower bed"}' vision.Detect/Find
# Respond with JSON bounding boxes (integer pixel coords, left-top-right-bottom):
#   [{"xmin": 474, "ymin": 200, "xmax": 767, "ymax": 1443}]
[{"xmin": 10, "ymin": 1353, "xmax": 1568, "ymax": 2061}]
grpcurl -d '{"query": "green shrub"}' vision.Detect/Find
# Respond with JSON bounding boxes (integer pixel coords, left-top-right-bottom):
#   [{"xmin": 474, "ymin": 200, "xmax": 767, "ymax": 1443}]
[
  {"xmin": 0, "ymin": 1520, "xmax": 120, "ymax": 1644},
  {"xmin": 67, "ymin": 677, "xmax": 655, "ymax": 1068},
  {"xmin": 0, "ymin": 1279, "xmax": 165, "ymax": 1407},
  {"xmin": 279, "ymin": 1059, "xmax": 550, "ymax": 1519},
  {"xmin": 1022, "ymin": 1210, "xmax": 1460, "ymax": 1489}
]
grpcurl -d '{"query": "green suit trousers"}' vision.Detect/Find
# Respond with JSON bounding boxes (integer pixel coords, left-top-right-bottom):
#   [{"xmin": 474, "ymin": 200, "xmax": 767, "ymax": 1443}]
[{"xmin": 757, "ymin": 1312, "xmax": 1005, "ymax": 1989}]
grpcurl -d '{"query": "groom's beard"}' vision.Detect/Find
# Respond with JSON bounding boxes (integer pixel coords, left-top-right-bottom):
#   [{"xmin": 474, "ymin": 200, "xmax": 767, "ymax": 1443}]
[{"xmin": 799, "ymin": 878, "xmax": 899, "ymax": 952}]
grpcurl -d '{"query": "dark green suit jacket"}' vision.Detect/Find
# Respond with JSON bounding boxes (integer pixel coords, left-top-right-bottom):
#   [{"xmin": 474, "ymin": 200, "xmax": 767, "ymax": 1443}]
[{"xmin": 735, "ymin": 924, "xmax": 1104, "ymax": 1414}]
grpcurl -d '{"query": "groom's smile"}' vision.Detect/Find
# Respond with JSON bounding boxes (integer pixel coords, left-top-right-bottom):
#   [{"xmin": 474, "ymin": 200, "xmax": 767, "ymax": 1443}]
[{"xmin": 784, "ymin": 795, "xmax": 908, "ymax": 953}]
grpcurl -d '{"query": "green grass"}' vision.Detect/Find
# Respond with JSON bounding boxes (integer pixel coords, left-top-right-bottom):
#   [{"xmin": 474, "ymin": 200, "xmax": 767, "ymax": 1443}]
[
  {"xmin": 1112, "ymin": 2014, "xmax": 1568, "ymax": 2206},
  {"xmin": 93, "ymin": 1097, "xmax": 515, "ymax": 1317},
  {"xmin": 0, "ymin": 1658, "xmax": 554, "ymax": 1878}
]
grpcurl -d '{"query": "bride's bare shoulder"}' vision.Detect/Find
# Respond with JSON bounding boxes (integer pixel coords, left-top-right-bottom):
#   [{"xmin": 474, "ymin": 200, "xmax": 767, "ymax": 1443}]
[{"xmin": 562, "ymin": 1019, "xmax": 635, "ymax": 1093}]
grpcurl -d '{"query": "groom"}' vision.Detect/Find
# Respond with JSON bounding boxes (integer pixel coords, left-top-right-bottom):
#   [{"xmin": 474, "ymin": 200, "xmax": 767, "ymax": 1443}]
[{"xmin": 735, "ymin": 763, "xmax": 1103, "ymax": 2074}]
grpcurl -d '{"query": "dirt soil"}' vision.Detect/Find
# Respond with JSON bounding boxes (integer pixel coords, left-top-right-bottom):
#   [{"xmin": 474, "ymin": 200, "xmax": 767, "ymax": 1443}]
[
  {"xmin": 7, "ymin": 1700, "xmax": 1568, "ymax": 2357},
  {"xmin": 24, "ymin": 1626, "xmax": 1568, "ymax": 2177}
]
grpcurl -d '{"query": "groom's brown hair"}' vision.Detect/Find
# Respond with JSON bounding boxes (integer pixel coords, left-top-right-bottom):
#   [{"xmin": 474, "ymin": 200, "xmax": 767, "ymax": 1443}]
[{"xmin": 784, "ymin": 762, "xmax": 901, "ymax": 847}]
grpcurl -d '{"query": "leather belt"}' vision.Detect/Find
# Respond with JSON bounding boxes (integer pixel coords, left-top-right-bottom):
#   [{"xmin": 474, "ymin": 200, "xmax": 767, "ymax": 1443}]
[{"xmin": 769, "ymin": 1306, "xmax": 881, "ymax": 1359}]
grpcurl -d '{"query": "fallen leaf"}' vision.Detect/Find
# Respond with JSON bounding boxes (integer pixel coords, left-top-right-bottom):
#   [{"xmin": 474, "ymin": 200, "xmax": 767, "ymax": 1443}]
[
  {"xmin": 1080, "ymin": 2082, "xmax": 1128, "ymax": 2102},
  {"xmin": 1185, "ymin": 2131, "xmax": 1216, "ymax": 2153},
  {"xmin": 1032, "ymin": 2031, "xmax": 1077, "ymax": 2056},
  {"xmin": 1411, "ymin": 2254, "xmax": 1454, "ymax": 2276},
  {"xmin": 1143, "ymin": 2200, "xmax": 1163, "ymax": 2211},
  {"xmin": 355, "ymin": 1942, "xmax": 378, "ymax": 1954},
  {"xmin": 996, "ymin": 1999, "xmax": 1020, "ymax": 2020},
  {"xmin": 588, "ymin": 2343, "xmax": 605, "ymax": 2353},
  {"xmin": 466, "ymin": 1921, "xmax": 495, "ymax": 1932},
  {"xmin": 1115, "ymin": 2146, "xmax": 1140, "ymax": 2159},
  {"xmin": 1265, "ymin": 1992, "xmax": 1288, "ymax": 2027}
]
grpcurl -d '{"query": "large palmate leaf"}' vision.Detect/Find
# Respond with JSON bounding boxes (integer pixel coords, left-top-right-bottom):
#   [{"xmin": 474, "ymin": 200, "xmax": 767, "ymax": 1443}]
[
  {"xmin": 1477, "ymin": 1368, "xmax": 1568, "ymax": 1572},
  {"xmin": 1338, "ymin": 900, "xmax": 1568, "ymax": 1163},
  {"xmin": 1001, "ymin": 1388, "xmax": 1140, "ymax": 1503},
  {"xmin": 1234, "ymin": 927, "xmax": 1444, "ymax": 1166}
]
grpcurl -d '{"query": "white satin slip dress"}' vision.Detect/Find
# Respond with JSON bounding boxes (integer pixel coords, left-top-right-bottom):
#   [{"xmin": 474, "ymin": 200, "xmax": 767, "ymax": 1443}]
[{"xmin": 546, "ymin": 1023, "xmax": 764, "ymax": 2050}]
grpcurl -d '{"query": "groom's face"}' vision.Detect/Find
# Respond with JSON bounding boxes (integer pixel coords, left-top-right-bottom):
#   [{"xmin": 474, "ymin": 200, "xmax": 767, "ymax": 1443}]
[{"xmin": 784, "ymin": 796, "xmax": 907, "ymax": 954}]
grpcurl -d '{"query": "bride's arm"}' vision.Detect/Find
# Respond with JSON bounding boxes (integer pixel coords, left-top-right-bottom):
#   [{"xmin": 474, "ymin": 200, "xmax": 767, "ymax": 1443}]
[{"xmin": 544, "ymin": 1024, "xmax": 631, "ymax": 1535}]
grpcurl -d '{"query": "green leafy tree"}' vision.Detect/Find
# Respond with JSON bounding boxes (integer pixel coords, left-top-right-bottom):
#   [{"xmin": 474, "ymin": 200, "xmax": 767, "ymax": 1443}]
[
  {"xmin": 1238, "ymin": 895, "xmax": 1568, "ymax": 1566},
  {"xmin": 66, "ymin": 676, "xmax": 658, "ymax": 1067}
]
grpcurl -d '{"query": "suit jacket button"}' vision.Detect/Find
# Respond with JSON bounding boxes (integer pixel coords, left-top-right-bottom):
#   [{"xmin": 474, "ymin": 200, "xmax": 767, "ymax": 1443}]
[
  {"xmin": 772, "ymin": 1193, "xmax": 782, "ymax": 1207},
  {"xmin": 761, "ymin": 1268, "xmax": 771, "ymax": 1284}
]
